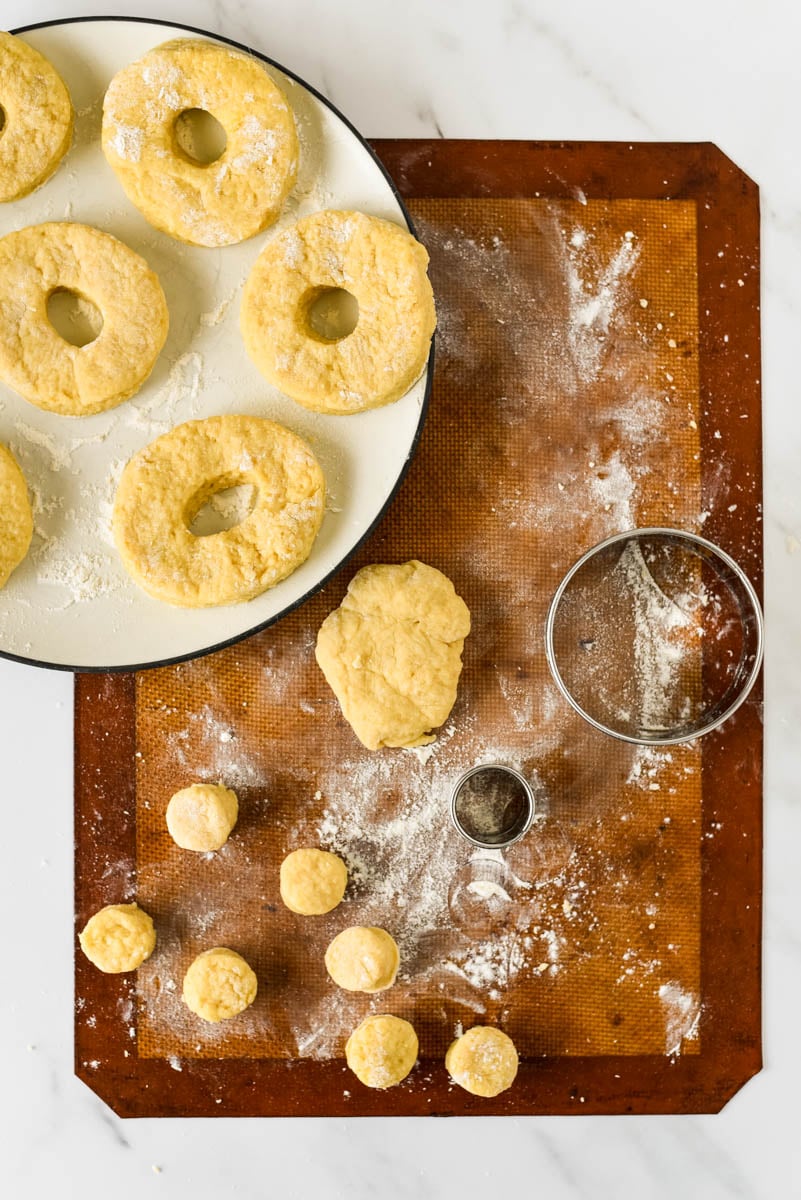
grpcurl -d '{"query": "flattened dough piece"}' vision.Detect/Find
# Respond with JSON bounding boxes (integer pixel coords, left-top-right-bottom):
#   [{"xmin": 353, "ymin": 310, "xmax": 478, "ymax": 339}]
[
  {"xmin": 280, "ymin": 847, "xmax": 348, "ymax": 915},
  {"xmin": 445, "ymin": 1026, "xmax": 519, "ymax": 1097},
  {"xmin": 166, "ymin": 783, "xmax": 238, "ymax": 852},
  {"xmin": 182, "ymin": 947, "xmax": 257, "ymax": 1022},
  {"xmin": 325, "ymin": 926, "xmax": 399, "ymax": 993},
  {"xmin": 345, "ymin": 1015, "xmax": 418, "ymax": 1089},
  {"xmin": 315, "ymin": 560, "xmax": 471, "ymax": 749},
  {"xmin": 0, "ymin": 443, "xmax": 33, "ymax": 587},
  {"xmin": 79, "ymin": 902, "xmax": 156, "ymax": 973}
]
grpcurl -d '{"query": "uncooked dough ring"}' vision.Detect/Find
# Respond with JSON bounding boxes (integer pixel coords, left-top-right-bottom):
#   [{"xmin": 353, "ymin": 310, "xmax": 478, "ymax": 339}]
[
  {"xmin": 0, "ymin": 443, "xmax": 33, "ymax": 587},
  {"xmin": 102, "ymin": 38, "xmax": 298, "ymax": 247},
  {"xmin": 0, "ymin": 222, "xmax": 168, "ymax": 416},
  {"xmin": 0, "ymin": 33, "xmax": 73, "ymax": 202},
  {"xmin": 240, "ymin": 210, "xmax": 436, "ymax": 414},
  {"xmin": 112, "ymin": 414, "xmax": 326, "ymax": 608}
]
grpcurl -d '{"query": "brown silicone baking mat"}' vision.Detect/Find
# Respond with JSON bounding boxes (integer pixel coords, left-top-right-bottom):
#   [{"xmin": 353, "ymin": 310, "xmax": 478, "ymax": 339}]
[{"xmin": 75, "ymin": 140, "xmax": 762, "ymax": 1117}]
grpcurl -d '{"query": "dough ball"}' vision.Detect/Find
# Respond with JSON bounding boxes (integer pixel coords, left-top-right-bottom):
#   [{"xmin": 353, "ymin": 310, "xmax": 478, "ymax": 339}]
[
  {"xmin": 325, "ymin": 926, "xmax": 399, "ymax": 993},
  {"xmin": 182, "ymin": 947, "xmax": 257, "ymax": 1022},
  {"xmin": 166, "ymin": 783, "xmax": 238, "ymax": 852},
  {"xmin": 445, "ymin": 1026, "xmax": 519, "ymax": 1097},
  {"xmin": 102, "ymin": 38, "xmax": 298, "ymax": 247},
  {"xmin": 280, "ymin": 847, "xmax": 348, "ymax": 915},
  {"xmin": 78, "ymin": 902, "xmax": 156, "ymax": 973},
  {"xmin": 315, "ymin": 560, "xmax": 471, "ymax": 749},
  {"xmin": 345, "ymin": 1014, "xmax": 418, "ymax": 1089}
]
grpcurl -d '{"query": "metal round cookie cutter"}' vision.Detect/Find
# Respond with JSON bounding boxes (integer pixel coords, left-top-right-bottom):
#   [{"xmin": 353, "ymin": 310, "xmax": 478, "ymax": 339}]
[
  {"xmin": 544, "ymin": 527, "xmax": 764, "ymax": 745},
  {"xmin": 449, "ymin": 763, "xmax": 537, "ymax": 850}
]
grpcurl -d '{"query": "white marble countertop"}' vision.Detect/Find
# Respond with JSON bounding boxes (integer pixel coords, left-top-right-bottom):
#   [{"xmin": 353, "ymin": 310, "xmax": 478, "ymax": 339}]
[{"xmin": 1, "ymin": 1, "xmax": 798, "ymax": 1196}]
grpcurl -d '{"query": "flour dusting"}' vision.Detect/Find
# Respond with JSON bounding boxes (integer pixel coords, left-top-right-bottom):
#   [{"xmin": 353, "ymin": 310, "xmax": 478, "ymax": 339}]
[
  {"xmin": 659, "ymin": 981, "xmax": 701, "ymax": 1055},
  {"xmin": 563, "ymin": 228, "xmax": 641, "ymax": 384}
]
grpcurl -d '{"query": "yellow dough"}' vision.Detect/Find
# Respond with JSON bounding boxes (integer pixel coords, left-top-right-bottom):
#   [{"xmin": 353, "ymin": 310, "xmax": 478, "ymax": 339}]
[
  {"xmin": 280, "ymin": 848, "xmax": 348, "ymax": 915},
  {"xmin": 182, "ymin": 947, "xmax": 257, "ymax": 1022},
  {"xmin": 0, "ymin": 33, "xmax": 73, "ymax": 202},
  {"xmin": 315, "ymin": 560, "xmax": 470, "ymax": 749},
  {"xmin": 112, "ymin": 415, "xmax": 325, "ymax": 607},
  {"xmin": 445, "ymin": 1026, "xmax": 519, "ymax": 1098},
  {"xmin": 345, "ymin": 1015, "xmax": 418, "ymax": 1089},
  {"xmin": 0, "ymin": 223, "xmax": 168, "ymax": 416},
  {"xmin": 0, "ymin": 444, "xmax": 33, "ymax": 587},
  {"xmin": 78, "ymin": 902, "xmax": 156, "ymax": 974},
  {"xmin": 166, "ymin": 783, "xmax": 238, "ymax": 852},
  {"xmin": 102, "ymin": 38, "xmax": 298, "ymax": 247},
  {"xmin": 325, "ymin": 926, "xmax": 399, "ymax": 993},
  {"xmin": 240, "ymin": 210, "xmax": 436, "ymax": 414}
]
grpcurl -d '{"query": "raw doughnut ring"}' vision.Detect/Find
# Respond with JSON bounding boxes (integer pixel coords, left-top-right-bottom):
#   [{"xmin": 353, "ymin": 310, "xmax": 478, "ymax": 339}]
[
  {"xmin": 0, "ymin": 222, "xmax": 168, "ymax": 416},
  {"xmin": 240, "ymin": 210, "xmax": 436, "ymax": 414},
  {"xmin": 112, "ymin": 414, "xmax": 326, "ymax": 608},
  {"xmin": 102, "ymin": 38, "xmax": 298, "ymax": 247},
  {"xmin": 0, "ymin": 443, "xmax": 33, "ymax": 587},
  {"xmin": 0, "ymin": 33, "xmax": 73, "ymax": 202}
]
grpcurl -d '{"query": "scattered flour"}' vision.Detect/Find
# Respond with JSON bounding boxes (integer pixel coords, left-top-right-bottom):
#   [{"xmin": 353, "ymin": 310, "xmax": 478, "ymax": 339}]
[
  {"xmin": 563, "ymin": 227, "xmax": 641, "ymax": 384},
  {"xmin": 658, "ymin": 981, "xmax": 701, "ymax": 1055}
]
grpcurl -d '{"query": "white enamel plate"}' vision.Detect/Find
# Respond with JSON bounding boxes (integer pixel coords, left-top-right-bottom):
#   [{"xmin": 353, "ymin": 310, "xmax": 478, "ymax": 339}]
[{"xmin": 0, "ymin": 17, "xmax": 431, "ymax": 670}]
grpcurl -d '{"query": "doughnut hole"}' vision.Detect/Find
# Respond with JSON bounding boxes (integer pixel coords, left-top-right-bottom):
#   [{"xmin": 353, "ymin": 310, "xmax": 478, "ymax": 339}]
[
  {"xmin": 187, "ymin": 476, "xmax": 258, "ymax": 537},
  {"xmin": 46, "ymin": 288, "xmax": 104, "ymax": 347},
  {"xmin": 305, "ymin": 286, "xmax": 359, "ymax": 342},
  {"xmin": 173, "ymin": 108, "xmax": 227, "ymax": 165}
]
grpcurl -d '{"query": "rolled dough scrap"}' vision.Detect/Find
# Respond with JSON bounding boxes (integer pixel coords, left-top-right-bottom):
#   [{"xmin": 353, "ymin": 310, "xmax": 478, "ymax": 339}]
[
  {"xmin": 445, "ymin": 1026, "xmax": 519, "ymax": 1097},
  {"xmin": 182, "ymin": 947, "xmax": 257, "ymax": 1022},
  {"xmin": 315, "ymin": 560, "xmax": 471, "ymax": 749},
  {"xmin": 280, "ymin": 847, "xmax": 348, "ymax": 915},
  {"xmin": 166, "ymin": 783, "xmax": 238, "ymax": 852},
  {"xmin": 325, "ymin": 925, "xmax": 399, "ymax": 993},
  {"xmin": 345, "ymin": 1014, "xmax": 418, "ymax": 1089},
  {"xmin": 78, "ymin": 902, "xmax": 156, "ymax": 973}
]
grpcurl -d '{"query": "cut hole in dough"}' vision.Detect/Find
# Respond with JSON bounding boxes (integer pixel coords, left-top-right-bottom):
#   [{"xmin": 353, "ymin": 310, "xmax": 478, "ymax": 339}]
[
  {"xmin": 46, "ymin": 287, "xmax": 104, "ymax": 347},
  {"xmin": 305, "ymin": 286, "xmax": 359, "ymax": 342},
  {"xmin": 188, "ymin": 483, "xmax": 257, "ymax": 537},
  {"xmin": 173, "ymin": 107, "xmax": 227, "ymax": 165}
]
